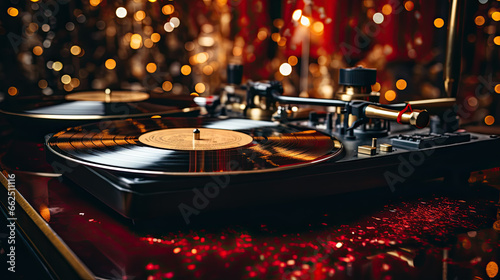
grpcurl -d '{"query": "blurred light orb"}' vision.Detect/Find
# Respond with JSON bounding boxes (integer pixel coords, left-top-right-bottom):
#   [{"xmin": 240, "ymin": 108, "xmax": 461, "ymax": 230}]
[
  {"xmin": 385, "ymin": 90, "xmax": 396, "ymax": 101},
  {"xmin": 494, "ymin": 36, "xmax": 500, "ymax": 46},
  {"xmin": 404, "ymin": 1, "xmax": 414, "ymax": 11},
  {"xmin": 151, "ymin": 33, "xmax": 161, "ymax": 43},
  {"xmin": 279, "ymin": 63, "xmax": 292, "ymax": 76},
  {"xmin": 300, "ymin": 16, "xmax": 311, "ymax": 27},
  {"xmin": 162, "ymin": 4, "xmax": 174, "ymax": 15},
  {"xmin": 164, "ymin": 22, "xmax": 174, "ymax": 32},
  {"xmin": 8, "ymin": 87, "xmax": 18, "ymax": 96},
  {"xmin": 61, "ymin": 75, "xmax": 71, "ymax": 85},
  {"xmin": 116, "ymin": 7, "xmax": 127, "ymax": 18},
  {"xmin": 181, "ymin": 65, "xmax": 191, "ymax": 75},
  {"xmin": 292, "ymin": 10, "xmax": 302, "ymax": 21},
  {"xmin": 434, "ymin": 18, "xmax": 445, "ymax": 28},
  {"xmin": 195, "ymin": 83, "xmax": 206, "ymax": 93},
  {"xmin": 105, "ymin": 59, "xmax": 116, "ymax": 70},
  {"xmin": 373, "ymin": 13, "xmax": 384, "ymax": 24},
  {"xmin": 493, "ymin": 12, "xmax": 500, "ymax": 21},
  {"xmin": 70, "ymin": 45, "xmax": 81, "ymax": 56},
  {"xmin": 475, "ymin": 16, "xmax": 486, "ymax": 26},
  {"xmin": 162, "ymin": 81, "xmax": 173, "ymax": 91},
  {"xmin": 7, "ymin": 7, "xmax": 19, "ymax": 17},
  {"xmin": 52, "ymin": 61, "xmax": 63, "ymax": 71},
  {"xmin": 396, "ymin": 79, "xmax": 407, "ymax": 90},
  {"xmin": 484, "ymin": 115, "xmax": 495, "ymax": 125},
  {"xmin": 170, "ymin": 17, "xmax": 180, "ymax": 28},
  {"xmin": 33, "ymin": 46, "xmax": 43, "ymax": 56},
  {"xmin": 146, "ymin": 63, "xmax": 157, "ymax": 73}
]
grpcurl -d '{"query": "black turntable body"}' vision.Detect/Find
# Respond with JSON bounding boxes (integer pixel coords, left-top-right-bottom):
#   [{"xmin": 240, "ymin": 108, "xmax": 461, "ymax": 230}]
[{"xmin": 40, "ymin": 72, "xmax": 500, "ymax": 220}]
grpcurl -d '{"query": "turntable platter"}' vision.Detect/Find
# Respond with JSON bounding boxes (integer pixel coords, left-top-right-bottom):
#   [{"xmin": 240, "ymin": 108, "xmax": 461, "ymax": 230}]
[{"xmin": 46, "ymin": 118, "xmax": 344, "ymax": 175}]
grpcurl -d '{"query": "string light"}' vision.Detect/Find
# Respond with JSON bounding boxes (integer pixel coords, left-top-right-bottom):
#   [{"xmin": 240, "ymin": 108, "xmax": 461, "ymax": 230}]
[{"xmin": 372, "ymin": 82, "xmax": 381, "ymax": 92}]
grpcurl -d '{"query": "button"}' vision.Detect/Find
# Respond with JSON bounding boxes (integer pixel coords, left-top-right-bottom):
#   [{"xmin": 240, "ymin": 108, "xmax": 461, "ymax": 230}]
[{"xmin": 380, "ymin": 143, "xmax": 393, "ymax": 152}]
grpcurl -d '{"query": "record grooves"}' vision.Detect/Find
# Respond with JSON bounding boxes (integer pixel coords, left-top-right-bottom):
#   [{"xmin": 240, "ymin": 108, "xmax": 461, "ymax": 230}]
[{"xmin": 46, "ymin": 118, "xmax": 344, "ymax": 175}]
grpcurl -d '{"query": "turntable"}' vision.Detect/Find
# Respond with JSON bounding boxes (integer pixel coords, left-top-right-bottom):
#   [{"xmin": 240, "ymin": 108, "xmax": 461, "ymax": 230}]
[{"xmin": 43, "ymin": 66, "xmax": 500, "ymax": 221}]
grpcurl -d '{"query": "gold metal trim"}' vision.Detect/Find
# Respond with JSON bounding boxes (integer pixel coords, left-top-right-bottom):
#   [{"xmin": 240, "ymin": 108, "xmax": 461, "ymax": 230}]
[{"xmin": 0, "ymin": 171, "xmax": 95, "ymax": 279}]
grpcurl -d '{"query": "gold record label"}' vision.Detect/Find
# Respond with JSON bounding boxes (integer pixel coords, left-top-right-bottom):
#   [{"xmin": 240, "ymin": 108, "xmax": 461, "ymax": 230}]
[
  {"xmin": 138, "ymin": 128, "xmax": 254, "ymax": 151},
  {"xmin": 65, "ymin": 91, "xmax": 150, "ymax": 102}
]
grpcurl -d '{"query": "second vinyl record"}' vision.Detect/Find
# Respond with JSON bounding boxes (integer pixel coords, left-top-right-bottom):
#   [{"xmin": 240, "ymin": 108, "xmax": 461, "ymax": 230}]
[{"xmin": 46, "ymin": 118, "xmax": 344, "ymax": 175}]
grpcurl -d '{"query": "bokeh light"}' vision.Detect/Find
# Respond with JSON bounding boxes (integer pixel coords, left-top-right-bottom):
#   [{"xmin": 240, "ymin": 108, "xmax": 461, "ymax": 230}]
[
  {"xmin": 105, "ymin": 59, "xmax": 116, "ymax": 70},
  {"xmin": 434, "ymin": 18, "xmax": 445, "ymax": 28},
  {"xmin": 484, "ymin": 115, "xmax": 495, "ymax": 125},
  {"xmin": 181, "ymin": 65, "xmax": 192, "ymax": 75},
  {"xmin": 7, "ymin": 7, "xmax": 19, "ymax": 17},
  {"xmin": 396, "ymin": 79, "xmax": 407, "ymax": 90},
  {"xmin": 33, "ymin": 46, "xmax": 43, "ymax": 56},
  {"xmin": 373, "ymin": 13, "xmax": 384, "ymax": 24},
  {"xmin": 116, "ymin": 7, "xmax": 127, "ymax": 18},
  {"xmin": 385, "ymin": 90, "xmax": 397, "ymax": 101},
  {"xmin": 7, "ymin": 87, "xmax": 18, "ymax": 96},
  {"xmin": 146, "ymin": 63, "xmax": 157, "ymax": 73},
  {"xmin": 279, "ymin": 63, "xmax": 292, "ymax": 76}
]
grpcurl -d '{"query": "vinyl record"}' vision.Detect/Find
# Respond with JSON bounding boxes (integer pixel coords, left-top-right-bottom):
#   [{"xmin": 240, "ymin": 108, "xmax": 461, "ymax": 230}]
[
  {"xmin": 0, "ymin": 91, "xmax": 197, "ymax": 120},
  {"xmin": 46, "ymin": 118, "xmax": 344, "ymax": 175}
]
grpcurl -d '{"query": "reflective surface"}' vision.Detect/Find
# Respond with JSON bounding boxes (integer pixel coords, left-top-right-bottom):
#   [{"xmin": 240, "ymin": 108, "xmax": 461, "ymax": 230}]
[{"xmin": 12, "ymin": 173, "xmax": 500, "ymax": 280}]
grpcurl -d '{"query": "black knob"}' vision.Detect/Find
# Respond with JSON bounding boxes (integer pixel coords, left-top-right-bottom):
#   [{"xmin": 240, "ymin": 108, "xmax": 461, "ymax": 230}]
[
  {"xmin": 227, "ymin": 64, "xmax": 243, "ymax": 85},
  {"xmin": 339, "ymin": 66, "xmax": 377, "ymax": 86},
  {"xmin": 309, "ymin": 112, "xmax": 318, "ymax": 124}
]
